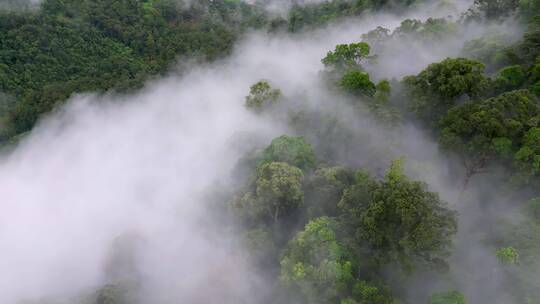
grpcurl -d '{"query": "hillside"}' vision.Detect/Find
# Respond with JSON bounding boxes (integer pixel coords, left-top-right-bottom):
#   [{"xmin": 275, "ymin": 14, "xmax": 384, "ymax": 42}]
[{"xmin": 1, "ymin": 1, "xmax": 540, "ymax": 304}]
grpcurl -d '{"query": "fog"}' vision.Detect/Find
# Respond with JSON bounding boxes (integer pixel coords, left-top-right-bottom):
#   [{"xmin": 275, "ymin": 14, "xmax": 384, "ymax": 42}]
[
  {"xmin": 0, "ymin": 0, "xmax": 531, "ymax": 303},
  {"xmin": 0, "ymin": 0, "xmax": 39, "ymax": 10}
]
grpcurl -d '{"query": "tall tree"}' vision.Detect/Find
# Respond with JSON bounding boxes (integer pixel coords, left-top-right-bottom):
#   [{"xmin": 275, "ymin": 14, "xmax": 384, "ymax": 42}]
[
  {"xmin": 439, "ymin": 90, "xmax": 540, "ymax": 188},
  {"xmin": 404, "ymin": 58, "xmax": 489, "ymax": 125},
  {"xmin": 338, "ymin": 160, "xmax": 458, "ymax": 272}
]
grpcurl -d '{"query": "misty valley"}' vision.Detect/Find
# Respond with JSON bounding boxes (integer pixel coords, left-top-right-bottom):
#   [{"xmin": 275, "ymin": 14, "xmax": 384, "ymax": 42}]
[{"xmin": 0, "ymin": 0, "xmax": 540, "ymax": 303}]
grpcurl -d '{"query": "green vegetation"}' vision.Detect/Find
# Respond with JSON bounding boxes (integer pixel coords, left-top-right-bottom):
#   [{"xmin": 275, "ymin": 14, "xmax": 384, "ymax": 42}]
[
  {"xmin": 0, "ymin": 0, "xmax": 428, "ymax": 142},
  {"xmin": 0, "ymin": 0, "xmax": 261, "ymax": 139},
  {"xmin": 338, "ymin": 160, "xmax": 457, "ymax": 272},
  {"xmin": 6, "ymin": 0, "xmax": 540, "ymax": 303},
  {"xmin": 259, "ymin": 135, "xmax": 317, "ymax": 170},
  {"xmin": 496, "ymin": 246, "xmax": 520, "ymax": 265},
  {"xmin": 245, "ymin": 80, "xmax": 282, "ymax": 112},
  {"xmin": 439, "ymin": 90, "xmax": 540, "ymax": 186},
  {"xmin": 404, "ymin": 58, "xmax": 489, "ymax": 125},
  {"xmin": 429, "ymin": 291, "xmax": 466, "ymax": 304}
]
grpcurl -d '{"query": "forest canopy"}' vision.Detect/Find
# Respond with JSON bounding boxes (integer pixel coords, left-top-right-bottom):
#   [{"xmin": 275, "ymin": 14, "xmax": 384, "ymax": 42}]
[{"xmin": 2, "ymin": 0, "xmax": 540, "ymax": 304}]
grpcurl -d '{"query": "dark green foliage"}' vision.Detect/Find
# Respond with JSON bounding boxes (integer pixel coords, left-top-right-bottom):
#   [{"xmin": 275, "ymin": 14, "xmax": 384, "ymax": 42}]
[
  {"xmin": 494, "ymin": 65, "xmax": 527, "ymax": 92},
  {"xmin": 0, "ymin": 0, "xmax": 247, "ymax": 138},
  {"xmin": 509, "ymin": 15, "xmax": 540, "ymax": 65},
  {"xmin": 530, "ymin": 59, "xmax": 540, "ymax": 84},
  {"xmin": 338, "ymin": 160, "xmax": 458, "ymax": 271},
  {"xmin": 286, "ymin": 0, "xmax": 370, "ymax": 32},
  {"xmin": 514, "ymin": 126, "xmax": 540, "ymax": 178},
  {"xmin": 428, "ymin": 291, "xmax": 466, "ymax": 304},
  {"xmin": 347, "ymin": 281, "xmax": 394, "ymax": 304},
  {"xmin": 404, "ymin": 58, "xmax": 489, "ymax": 125},
  {"xmin": 439, "ymin": 90, "xmax": 540, "ymax": 183},
  {"xmin": 261, "ymin": 0, "xmax": 420, "ymax": 33},
  {"xmin": 339, "ymin": 70, "xmax": 376, "ymax": 97},
  {"xmin": 259, "ymin": 135, "xmax": 316, "ymax": 171}
]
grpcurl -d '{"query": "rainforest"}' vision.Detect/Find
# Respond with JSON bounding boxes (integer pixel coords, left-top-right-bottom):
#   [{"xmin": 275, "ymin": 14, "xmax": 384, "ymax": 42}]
[{"xmin": 0, "ymin": 0, "xmax": 539, "ymax": 303}]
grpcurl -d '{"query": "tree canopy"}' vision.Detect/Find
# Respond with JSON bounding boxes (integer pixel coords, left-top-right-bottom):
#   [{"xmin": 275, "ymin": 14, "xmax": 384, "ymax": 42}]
[
  {"xmin": 404, "ymin": 58, "xmax": 489, "ymax": 124},
  {"xmin": 339, "ymin": 160, "xmax": 458, "ymax": 271}
]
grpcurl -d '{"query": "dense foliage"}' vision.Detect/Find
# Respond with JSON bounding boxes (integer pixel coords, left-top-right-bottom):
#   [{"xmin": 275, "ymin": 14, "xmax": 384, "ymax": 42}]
[
  {"xmin": 0, "ymin": 0, "xmax": 258, "ymax": 138},
  {"xmin": 6, "ymin": 0, "xmax": 540, "ymax": 303}
]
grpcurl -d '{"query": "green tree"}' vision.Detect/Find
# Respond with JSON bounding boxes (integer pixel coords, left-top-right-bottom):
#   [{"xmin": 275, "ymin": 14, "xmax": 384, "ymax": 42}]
[
  {"xmin": 244, "ymin": 80, "xmax": 282, "ymax": 112},
  {"xmin": 322, "ymin": 42, "xmax": 371, "ymax": 72},
  {"xmin": 259, "ymin": 135, "xmax": 316, "ymax": 170},
  {"xmin": 496, "ymin": 246, "xmax": 520, "ymax": 265},
  {"xmin": 339, "ymin": 70, "xmax": 376, "ymax": 97},
  {"xmin": 340, "ymin": 281, "xmax": 395, "ymax": 304},
  {"xmin": 255, "ymin": 162, "xmax": 304, "ymax": 222},
  {"xmin": 494, "ymin": 65, "xmax": 527, "ymax": 92},
  {"xmin": 280, "ymin": 216, "xmax": 354, "ymax": 304},
  {"xmin": 514, "ymin": 126, "xmax": 540, "ymax": 178},
  {"xmin": 339, "ymin": 160, "xmax": 458, "ymax": 271},
  {"xmin": 439, "ymin": 90, "xmax": 540, "ymax": 188},
  {"xmin": 404, "ymin": 58, "xmax": 489, "ymax": 125},
  {"xmin": 0, "ymin": 0, "xmax": 252, "ymax": 139}
]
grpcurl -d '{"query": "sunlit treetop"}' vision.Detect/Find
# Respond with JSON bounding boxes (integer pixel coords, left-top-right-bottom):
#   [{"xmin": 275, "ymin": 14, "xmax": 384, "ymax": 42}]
[
  {"xmin": 322, "ymin": 42, "xmax": 371, "ymax": 72},
  {"xmin": 339, "ymin": 70, "xmax": 376, "ymax": 97},
  {"xmin": 280, "ymin": 216, "xmax": 395, "ymax": 304},
  {"xmin": 280, "ymin": 216, "xmax": 352, "ymax": 304}
]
